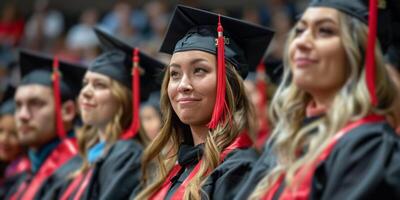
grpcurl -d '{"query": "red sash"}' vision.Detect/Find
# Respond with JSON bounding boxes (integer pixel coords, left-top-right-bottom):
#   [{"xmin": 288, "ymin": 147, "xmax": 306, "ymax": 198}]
[
  {"xmin": 60, "ymin": 169, "xmax": 93, "ymax": 200},
  {"xmin": 150, "ymin": 132, "xmax": 253, "ymax": 200},
  {"xmin": 10, "ymin": 138, "xmax": 78, "ymax": 200},
  {"xmin": 262, "ymin": 114, "xmax": 385, "ymax": 200}
]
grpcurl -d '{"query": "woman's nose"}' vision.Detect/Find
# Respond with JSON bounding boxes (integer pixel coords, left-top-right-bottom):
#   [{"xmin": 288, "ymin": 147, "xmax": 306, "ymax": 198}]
[{"xmin": 177, "ymin": 75, "xmax": 193, "ymax": 93}]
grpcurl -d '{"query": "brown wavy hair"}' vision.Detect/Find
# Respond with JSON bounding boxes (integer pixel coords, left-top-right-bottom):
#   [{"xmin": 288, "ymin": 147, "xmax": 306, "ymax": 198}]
[{"xmin": 135, "ymin": 62, "xmax": 256, "ymax": 200}]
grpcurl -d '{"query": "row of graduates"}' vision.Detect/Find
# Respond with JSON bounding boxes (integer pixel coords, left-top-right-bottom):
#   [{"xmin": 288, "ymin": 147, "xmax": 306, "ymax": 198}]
[{"xmin": 2, "ymin": 0, "xmax": 400, "ymax": 199}]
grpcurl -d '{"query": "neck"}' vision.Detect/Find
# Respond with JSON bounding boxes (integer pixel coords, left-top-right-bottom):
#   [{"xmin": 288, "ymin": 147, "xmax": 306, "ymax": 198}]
[
  {"xmin": 189, "ymin": 125, "xmax": 209, "ymax": 146},
  {"xmin": 310, "ymin": 91, "xmax": 335, "ymax": 111},
  {"xmin": 97, "ymin": 126, "xmax": 107, "ymax": 141}
]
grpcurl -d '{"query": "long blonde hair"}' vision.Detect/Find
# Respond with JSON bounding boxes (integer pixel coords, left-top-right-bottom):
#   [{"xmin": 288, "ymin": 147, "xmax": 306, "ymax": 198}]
[
  {"xmin": 136, "ymin": 62, "xmax": 256, "ymax": 199},
  {"xmin": 75, "ymin": 78, "xmax": 148, "ymax": 174},
  {"xmin": 249, "ymin": 11, "xmax": 397, "ymax": 199}
]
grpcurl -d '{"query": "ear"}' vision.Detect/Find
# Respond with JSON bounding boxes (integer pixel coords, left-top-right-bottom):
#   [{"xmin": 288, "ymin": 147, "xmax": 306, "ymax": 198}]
[{"xmin": 61, "ymin": 100, "xmax": 77, "ymax": 123}]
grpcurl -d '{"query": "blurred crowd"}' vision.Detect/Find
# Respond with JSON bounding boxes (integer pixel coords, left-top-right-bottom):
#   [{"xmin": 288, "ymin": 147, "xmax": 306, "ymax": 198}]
[{"xmin": 0, "ymin": 0, "xmax": 308, "ymax": 96}]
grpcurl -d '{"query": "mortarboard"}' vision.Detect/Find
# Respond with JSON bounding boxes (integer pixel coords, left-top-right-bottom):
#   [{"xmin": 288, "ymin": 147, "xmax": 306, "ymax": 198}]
[
  {"xmin": 19, "ymin": 49, "xmax": 87, "ymax": 138},
  {"xmin": 160, "ymin": 4, "xmax": 274, "ymax": 129},
  {"xmin": 19, "ymin": 50, "xmax": 87, "ymax": 102},
  {"xmin": 160, "ymin": 5, "xmax": 274, "ymax": 78},
  {"xmin": 92, "ymin": 28, "xmax": 166, "ymax": 138},
  {"xmin": 92, "ymin": 27, "xmax": 165, "ymax": 101},
  {"xmin": 0, "ymin": 85, "xmax": 16, "ymax": 116}
]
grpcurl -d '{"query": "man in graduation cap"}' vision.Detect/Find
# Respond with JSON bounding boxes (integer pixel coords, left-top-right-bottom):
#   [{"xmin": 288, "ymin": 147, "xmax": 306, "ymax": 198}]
[{"xmin": 6, "ymin": 50, "xmax": 86, "ymax": 200}]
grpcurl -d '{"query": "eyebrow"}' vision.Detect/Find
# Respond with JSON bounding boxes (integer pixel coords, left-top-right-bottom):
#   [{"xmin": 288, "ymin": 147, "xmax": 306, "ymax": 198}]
[
  {"xmin": 169, "ymin": 58, "xmax": 209, "ymax": 69},
  {"xmin": 298, "ymin": 17, "xmax": 338, "ymax": 26}
]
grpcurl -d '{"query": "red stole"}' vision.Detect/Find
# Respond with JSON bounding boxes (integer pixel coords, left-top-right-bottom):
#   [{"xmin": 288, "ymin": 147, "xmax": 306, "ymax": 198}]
[
  {"xmin": 261, "ymin": 115, "xmax": 385, "ymax": 200},
  {"xmin": 10, "ymin": 138, "xmax": 77, "ymax": 200},
  {"xmin": 150, "ymin": 132, "xmax": 253, "ymax": 200}
]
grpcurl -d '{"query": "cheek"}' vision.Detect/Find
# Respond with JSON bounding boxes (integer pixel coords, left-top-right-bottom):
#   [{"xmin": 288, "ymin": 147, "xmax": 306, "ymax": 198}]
[{"xmin": 167, "ymin": 82, "xmax": 177, "ymax": 108}]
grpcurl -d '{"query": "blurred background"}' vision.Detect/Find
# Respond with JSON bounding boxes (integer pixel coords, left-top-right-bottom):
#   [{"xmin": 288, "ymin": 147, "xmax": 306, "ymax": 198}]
[{"xmin": 0, "ymin": 0, "xmax": 309, "ymax": 97}]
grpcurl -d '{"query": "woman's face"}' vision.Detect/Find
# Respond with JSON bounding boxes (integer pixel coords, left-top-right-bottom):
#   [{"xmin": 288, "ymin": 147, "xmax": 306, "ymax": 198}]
[
  {"xmin": 168, "ymin": 50, "xmax": 217, "ymax": 126},
  {"xmin": 289, "ymin": 7, "xmax": 348, "ymax": 97},
  {"xmin": 140, "ymin": 105, "xmax": 161, "ymax": 140},
  {"xmin": 79, "ymin": 71, "xmax": 119, "ymax": 128},
  {"xmin": 0, "ymin": 115, "xmax": 20, "ymax": 161}
]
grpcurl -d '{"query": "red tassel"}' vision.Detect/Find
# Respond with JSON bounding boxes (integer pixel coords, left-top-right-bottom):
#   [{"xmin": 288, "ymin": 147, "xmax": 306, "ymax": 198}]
[
  {"xmin": 256, "ymin": 62, "xmax": 267, "ymax": 110},
  {"xmin": 255, "ymin": 62, "xmax": 270, "ymax": 149},
  {"xmin": 208, "ymin": 15, "xmax": 230, "ymax": 129},
  {"xmin": 366, "ymin": 0, "xmax": 378, "ymax": 106},
  {"xmin": 123, "ymin": 48, "xmax": 140, "ymax": 139},
  {"xmin": 52, "ymin": 56, "xmax": 66, "ymax": 138}
]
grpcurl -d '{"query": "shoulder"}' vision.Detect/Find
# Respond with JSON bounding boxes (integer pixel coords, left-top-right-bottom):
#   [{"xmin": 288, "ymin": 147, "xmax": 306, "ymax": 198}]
[
  {"xmin": 212, "ymin": 147, "xmax": 259, "ymax": 176},
  {"xmin": 332, "ymin": 121, "xmax": 399, "ymax": 157},
  {"xmin": 108, "ymin": 139, "xmax": 144, "ymax": 157}
]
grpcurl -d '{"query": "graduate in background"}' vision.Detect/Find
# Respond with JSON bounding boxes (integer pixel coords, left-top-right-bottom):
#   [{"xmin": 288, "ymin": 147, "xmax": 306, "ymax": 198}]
[
  {"xmin": 244, "ymin": 60, "xmax": 282, "ymax": 150},
  {"xmin": 140, "ymin": 91, "xmax": 162, "ymax": 141},
  {"xmin": 0, "ymin": 85, "xmax": 30, "ymax": 198},
  {"xmin": 6, "ymin": 50, "xmax": 86, "ymax": 200},
  {"xmin": 135, "ymin": 5, "xmax": 274, "ymax": 200},
  {"xmin": 41, "ymin": 27, "xmax": 165, "ymax": 200},
  {"xmin": 235, "ymin": 0, "xmax": 400, "ymax": 199}
]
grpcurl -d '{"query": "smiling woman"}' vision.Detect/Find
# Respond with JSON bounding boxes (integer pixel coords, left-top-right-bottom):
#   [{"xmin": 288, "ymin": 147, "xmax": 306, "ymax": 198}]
[
  {"xmin": 235, "ymin": 0, "xmax": 400, "ymax": 199},
  {"xmin": 135, "ymin": 4, "xmax": 274, "ymax": 200}
]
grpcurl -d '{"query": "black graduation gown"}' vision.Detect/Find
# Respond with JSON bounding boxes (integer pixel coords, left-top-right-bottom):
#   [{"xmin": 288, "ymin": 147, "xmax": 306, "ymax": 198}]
[
  {"xmin": 234, "ymin": 116, "xmax": 320, "ymax": 200},
  {"xmin": 34, "ymin": 155, "xmax": 83, "ymax": 200},
  {"xmin": 164, "ymin": 143, "xmax": 259, "ymax": 200},
  {"xmin": 42, "ymin": 139, "xmax": 143, "ymax": 200},
  {"xmin": 239, "ymin": 121, "xmax": 400, "ymax": 200}
]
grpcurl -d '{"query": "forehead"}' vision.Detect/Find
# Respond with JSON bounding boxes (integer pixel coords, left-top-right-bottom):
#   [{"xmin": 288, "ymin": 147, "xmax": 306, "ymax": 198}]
[
  {"xmin": 84, "ymin": 71, "xmax": 112, "ymax": 82},
  {"xmin": 15, "ymin": 84, "xmax": 52, "ymax": 100},
  {"xmin": 299, "ymin": 7, "xmax": 340, "ymax": 24},
  {"xmin": 170, "ymin": 50, "xmax": 216, "ymax": 66}
]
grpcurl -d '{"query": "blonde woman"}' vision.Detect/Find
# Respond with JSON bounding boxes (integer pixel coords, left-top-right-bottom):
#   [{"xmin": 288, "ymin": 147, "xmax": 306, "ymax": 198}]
[
  {"xmin": 135, "ymin": 5, "xmax": 274, "ymax": 200},
  {"xmin": 37, "ymin": 29, "xmax": 165, "ymax": 200},
  {"xmin": 235, "ymin": 0, "xmax": 400, "ymax": 199}
]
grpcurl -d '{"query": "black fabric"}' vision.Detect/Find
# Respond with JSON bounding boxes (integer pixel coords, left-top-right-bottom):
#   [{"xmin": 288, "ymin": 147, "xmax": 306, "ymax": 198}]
[
  {"xmin": 309, "ymin": 122, "xmax": 400, "ymax": 200},
  {"xmin": 18, "ymin": 49, "xmax": 86, "ymax": 102},
  {"xmin": 309, "ymin": 0, "xmax": 400, "ymax": 53},
  {"xmin": 253, "ymin": 122, "xmax": 400, "ymax": 200},
  {"xmin": 0, "ymin": 85, "xmax": 15, "ymax": 115},
  {"xmin": 386, "ymin": 45, "xmax": 400, "ymax": 71},
  {"xmin": 34, "ymin": 156, "xmax": 82, "ymax": 200},
  {"xmin": 44, "ymin": 139, "xmax": 143, "ymax": 200},
  {"xmin": 160, "ymin": 4, "xmax": 274, "ymax": 78},
  {"xmin": 0, "ymin": 172, "xmax": 28, "ymax": 199},
  {"xmin": 91, "ymin": 28, "xmax": 165, "ymax": 101},
  {"xmin": 234, "ymin": 115, "xmax": 323, "ymax": 199},
  {"xmin": 164, "ymin": 147, "xmax": 259, "ymax": 200}
]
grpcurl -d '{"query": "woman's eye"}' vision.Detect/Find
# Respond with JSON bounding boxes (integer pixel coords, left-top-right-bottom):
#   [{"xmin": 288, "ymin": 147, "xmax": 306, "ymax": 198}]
[
  {"xmin": 294, "ymin": 27, "xmax": 305, "ymax": 36},
  {"xmin": 318, "ymin": 26, "xmax": 336, "ymax": 37},
  {"xmin": 94, "ymin": 82, "xmax": 107, "ymax": 89},
  {"xmin": 170, "ymin": 71, "xmax": 180, "ymax": 79},
  {"xmin": 194, "ymin": 67, "xmax": 207, "ymax": 74}
]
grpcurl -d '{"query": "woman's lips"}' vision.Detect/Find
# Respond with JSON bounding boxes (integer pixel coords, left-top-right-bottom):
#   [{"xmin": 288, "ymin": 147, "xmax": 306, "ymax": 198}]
[{"xmin": 294, "ymin": 58, "xmax": 318, "ymax": 68}]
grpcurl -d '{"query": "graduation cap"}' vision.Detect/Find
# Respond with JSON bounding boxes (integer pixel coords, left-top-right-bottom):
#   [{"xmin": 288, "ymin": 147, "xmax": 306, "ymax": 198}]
[
  {"xmin": 19, "ymin": 49, "xmax": 87, "ymax": 138},
  {"xmin": 0, "ymin": 85, "xmax": 16, "ymax": 116},
  {"xmin": 308, "ymin": 0, "xmax": 400, "ymax": 106},
  {"xmin": 19, "ymin": 50, "xmax": 86, "ymax": 102},
  {"xmin": 160, "ymin": 5, "xmax": 274, "ymax": 129},
  {"xmin": 92, "ymin": 28, "xmax": 165, "ymax": 138}
]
